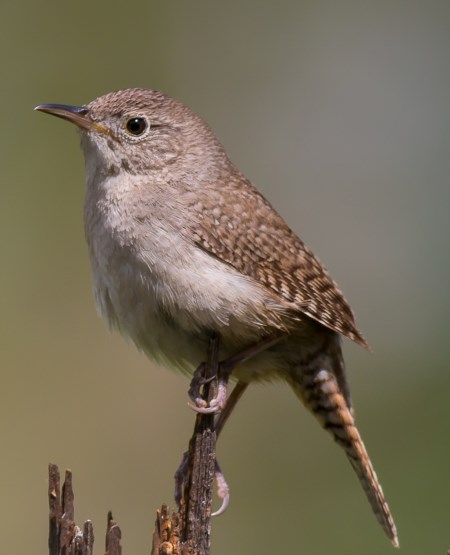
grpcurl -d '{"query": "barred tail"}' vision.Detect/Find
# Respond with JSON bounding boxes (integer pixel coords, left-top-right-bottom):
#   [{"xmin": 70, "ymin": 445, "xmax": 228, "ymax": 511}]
[{"xmin": 290, "ymin": 363, "xmax": 398, "ymax": 547}]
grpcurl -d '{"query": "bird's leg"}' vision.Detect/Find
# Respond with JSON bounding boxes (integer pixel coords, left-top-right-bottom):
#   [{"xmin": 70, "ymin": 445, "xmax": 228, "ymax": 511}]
[
  {"xmin": 174, "ymin": 449, "xmax": 231, "ymax": 518},
  {"xmin": 210, "ymin": 380, "xmax": 249, "ymax": 516},
  {"xmin": 189, "ymin": 334, "xmax": 283, "ymax": 414},
  {"xmin": 175, "ymin": 332, "xmax": 220, "ymax": 513},
  {"xmin": 175, "ymin": 380, "xmax": 250, "ymax": 515},
  {"xmin": 174, "ymin": 450, "xmax": 189, "ymax": 509},
  {"xmin": 187, "ymin": 361, "xmax": 209, "ymax": 405},
  {"xmin": 187, "ymin": 331, "xmax": 221, "ymax": 406},
  {"xmin": 178, "ymin": 335, "xmax": 282, "ymax": 516}
]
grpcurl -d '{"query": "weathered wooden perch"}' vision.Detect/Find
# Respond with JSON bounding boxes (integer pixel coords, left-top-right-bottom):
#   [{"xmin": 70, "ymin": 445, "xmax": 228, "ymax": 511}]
[
  {"xmin": 48, "ymin": 336, "xmax": 220, "ymax": 555},
  {"xmin": 153, "ymin": 334, "xmax": 220, "ymax": 555},
  {"xmin": 48, "ymin": 463, "xmax": 120, "ymax": 555}
]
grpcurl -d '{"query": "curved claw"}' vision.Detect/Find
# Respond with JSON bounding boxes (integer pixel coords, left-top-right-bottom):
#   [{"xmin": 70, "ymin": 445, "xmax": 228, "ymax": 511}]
[
  {"xmin": 212, "ymin": 463, "xmax": 230, "ymax": 516},
  {"xmin": 188, "ymin": 401, "xmax": 222, "ymax": 414},
  {"xmin": 212, "ymin": 491, "xmax": 230, "ymax": 516}
]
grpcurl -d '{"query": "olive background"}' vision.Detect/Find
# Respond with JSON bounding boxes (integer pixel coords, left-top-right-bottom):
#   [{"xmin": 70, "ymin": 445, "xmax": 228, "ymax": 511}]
[{"xmin": 1, "ymin": 1, "xmax": 450, "ymax": 553}]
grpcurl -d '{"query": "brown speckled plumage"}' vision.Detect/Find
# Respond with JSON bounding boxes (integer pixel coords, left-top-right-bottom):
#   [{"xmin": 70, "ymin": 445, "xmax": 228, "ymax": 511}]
[
  {"xmin": 190, "ymin": 176, "xmax": 369, "ymax": 349},
  {"xmin": 36, "ymin": 88, "xmax": 397, "ymax": 546},
  {"xmin": 89, "ymin": 91, "xmax": 368, "ymax": 349}
]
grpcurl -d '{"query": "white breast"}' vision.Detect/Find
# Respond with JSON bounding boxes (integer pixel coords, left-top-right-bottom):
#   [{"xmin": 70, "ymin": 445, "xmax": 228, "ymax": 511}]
[{"xmin": 83, "ymin": 172, "xmax": 289, "ymax": 374}]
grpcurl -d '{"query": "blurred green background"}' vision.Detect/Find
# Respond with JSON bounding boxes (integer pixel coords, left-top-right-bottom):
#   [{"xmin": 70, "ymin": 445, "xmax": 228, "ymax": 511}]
[{"xmin": 1, "ymin": 1, "xmax": 449, "ymax": 553}]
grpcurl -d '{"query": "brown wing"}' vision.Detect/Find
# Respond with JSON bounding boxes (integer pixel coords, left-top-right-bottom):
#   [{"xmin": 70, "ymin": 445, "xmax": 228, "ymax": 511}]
[{"xmin": 189, "ymin": 176, "xmax": 369, "ymax": 349}]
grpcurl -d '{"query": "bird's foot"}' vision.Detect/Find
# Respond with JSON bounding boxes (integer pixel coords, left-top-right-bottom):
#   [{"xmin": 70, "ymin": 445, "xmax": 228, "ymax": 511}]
[
  {"xmin": 189, "ymin": 334, "xmax": 283, "ymax": 413},
  {"xmin": 211, "ymin": 460, "xmax": 230, "ymax": 516},
  {"xmin": 189, "ymin": 378, "xmax": 229, "ymax": 414},
  {"xmin": 174, "ymin": 452, "xmax": 230, "ymax": 516},
  {"xmin": 188, "ymin": 343, "xmax": 230, "ymax": 414},
  {"xmin": 187, "ymin": 360, "xmax": 219, "ymax": 410}
]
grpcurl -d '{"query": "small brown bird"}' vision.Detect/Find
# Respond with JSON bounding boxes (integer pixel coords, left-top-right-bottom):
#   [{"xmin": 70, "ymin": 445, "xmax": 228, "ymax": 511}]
[{"xmin": 35, "ymin": 88, "xmax": 398, "ymax": 546}]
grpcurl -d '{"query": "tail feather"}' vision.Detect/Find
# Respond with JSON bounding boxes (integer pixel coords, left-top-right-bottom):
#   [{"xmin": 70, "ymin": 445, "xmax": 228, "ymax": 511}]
[{"xmin": 290, "ymin": 360, "xmax": 398, "ymax": 547}]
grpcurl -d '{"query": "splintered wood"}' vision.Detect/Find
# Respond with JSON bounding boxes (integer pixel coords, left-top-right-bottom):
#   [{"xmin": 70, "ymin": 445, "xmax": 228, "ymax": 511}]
[{"xmin": 48, "ymin": 464, "xmax": 120, "ymax": 555}]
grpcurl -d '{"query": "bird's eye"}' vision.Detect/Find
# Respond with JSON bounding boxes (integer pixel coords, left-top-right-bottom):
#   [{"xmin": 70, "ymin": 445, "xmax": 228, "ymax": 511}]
[{"xmin": 125, "ymin": 117, "xmax": 148, "ymax": 136}]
